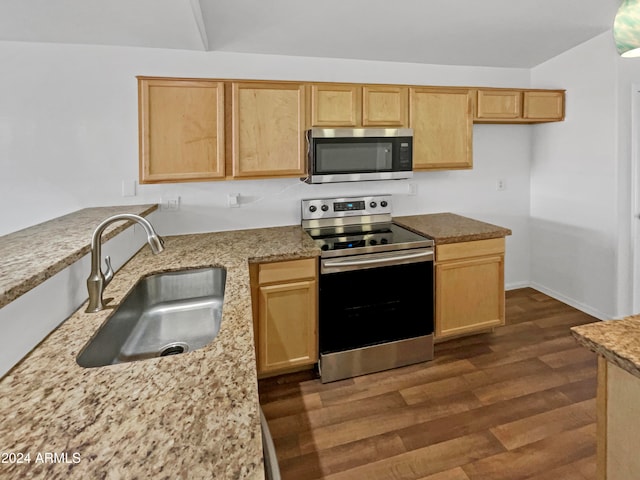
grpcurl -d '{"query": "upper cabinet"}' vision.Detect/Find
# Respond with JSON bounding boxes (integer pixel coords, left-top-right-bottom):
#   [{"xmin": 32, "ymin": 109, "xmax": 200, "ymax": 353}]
[
  {"xmin": 475, "ymin": 89, "xmax": 522, "ymax": 120},
  {"xmin": 523, "ymin": 91, "xmax": 565, "ymax": 121},
  {"xmin": 310, "ymin": 83, "xmax": 361, "ymax": 127},
  {"xmin": 410, "ymin": 88, "xmax": 473, "ymax": 170},
  {"xmin": 475, "ymin": 88, "xmax": 565, "ymax": 123},
  {"xmin": 231, "ymin": 82, "xmax": 307, "ymax": 179},
  {"xmin": 310, "ymin": 84, "xmax": 408, "ymax": 127},
  {"xmin": 138, "ymin": 78, "xmax": 225, "ymax": 184},
  {"xmin": 362, "ymin": 86, "xmax": 408, "ymax": 127},
  {"xmin": 138, "ymin": 77, "xmax": 565, "ymax": 183}
]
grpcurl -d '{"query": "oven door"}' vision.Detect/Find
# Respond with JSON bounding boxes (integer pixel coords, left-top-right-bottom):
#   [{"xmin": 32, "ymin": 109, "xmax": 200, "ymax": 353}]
[{"xmin": 319, "ymin": 255, "xmax": 434, "ymax": 356}]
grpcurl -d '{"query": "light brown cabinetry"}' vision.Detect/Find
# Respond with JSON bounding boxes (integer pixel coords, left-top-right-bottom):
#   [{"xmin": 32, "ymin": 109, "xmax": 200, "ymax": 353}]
[
  {"xmin": 250, "ymin": 258, "xmax": 318, "ymax": 377},
  {"xmin": 596, "ymin": 358, "xmax": 640, "ymax": 480},
  {"xmin": 310, "ymin": 84, "xmax": 408, "ymax": 127},
  {"xmin": 231, "ymin": 82, "xmax": 307, "ymax": 178},
  {"xmin": 475, "ymin": 89, "xmax": 565, "ymax": 123},
  {"xmin": 310, "ymin": 83, "xmax": 361, "ymax": 127},
  {"xmin": 435, "ymin": 237, "xmax": 505, "ymax": 339},
  {"xmin": 475, "ymin": 90, "xmax": 522, "ymax": 120},
  {"xmin": 523, "ymin": 91, "xmax": 565, "ymax": 121},
  {"xmin": 362, "ymin": 86, "xmax": 408, "ymax": 127},
  {"xmin": 138, "ymin": 78, "xmax": 225, "ymax": 183},
  {"xmin": 410, "ymin": 88, "xmax": 473, "ymax": 170}
]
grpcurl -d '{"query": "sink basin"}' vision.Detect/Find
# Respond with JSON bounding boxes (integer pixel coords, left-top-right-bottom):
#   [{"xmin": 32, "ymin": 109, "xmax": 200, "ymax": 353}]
[{"xmin": 77, "ymin": 267, "xmax": 226, "ymax": 368}]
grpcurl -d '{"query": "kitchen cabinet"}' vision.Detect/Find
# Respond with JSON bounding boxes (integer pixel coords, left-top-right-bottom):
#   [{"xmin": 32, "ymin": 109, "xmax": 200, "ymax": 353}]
[
  {"xmin": 310, "ymin": 84, "xmax": 408, "ymax": 127},
  {"xmin": 409, "ymin": 88, "xmax": 473, "ymax": 170},
  {"xmin": 310, "ymin": 83, "xmax": 361, "ymax": 127},
  {"xmin": 474, "ymin": 88, "xmax": 565, "ymax": 123},
  {"xmin": 475, "ymin": 89, "xmax": 522, "ymax": 120},
  {"xmin": 138, "ymin": 78, "xmax": 225, "ymax": 183},
  {"xmin": 596, "ymin": 357, "xmax": 640, "ymax": 480},
  {"xmin": 523, "ymin": 90, "xmax": 565, "ymax": 121},
  {"xmin": 250, "ymin": 258, "xmax": 318, "ymax": 377},
  {"xmin": 362, "ymin": 86, "xmax": 408, "ymax": 127},
  {"xmin": 231, "ymin": 82, "xmax": 307, "ymax": 179},
  {"xmin": 435, "ymin": 237, "xmax": 505, "ymax": 339}
]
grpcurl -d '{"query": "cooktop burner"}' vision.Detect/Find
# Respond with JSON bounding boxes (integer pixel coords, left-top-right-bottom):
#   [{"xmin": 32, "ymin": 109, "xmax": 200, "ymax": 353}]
[{"xmin": 301, "ymin": 195, "xmax": 433, "ymax": 258}]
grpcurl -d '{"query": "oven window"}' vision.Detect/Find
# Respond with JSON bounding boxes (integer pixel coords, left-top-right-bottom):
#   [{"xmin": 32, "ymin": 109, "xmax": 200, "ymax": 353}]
[
  {"xmin": 315, "ymin": 140, "xmax": 393, "ymax": 173},
  {"xmin": 319, "ymin": 261, "xmax": 434, "ymax": 354}
]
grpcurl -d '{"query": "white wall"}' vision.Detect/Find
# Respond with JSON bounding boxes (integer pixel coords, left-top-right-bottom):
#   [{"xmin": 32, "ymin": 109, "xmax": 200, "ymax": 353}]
[
  {"xmin": 0, "ymin": 41, "xmax": 533, "ymax": 287},
  {"xmin": 530, "ymin": 32, "xmax": 619, "ymax": 319},
  {"xmin": 0, "ymin": 215, "xmax": 154, "ymax": 377}
]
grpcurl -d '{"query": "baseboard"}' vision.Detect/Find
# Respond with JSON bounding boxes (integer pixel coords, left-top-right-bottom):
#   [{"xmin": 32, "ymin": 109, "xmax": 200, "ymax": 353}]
[
  {"xmin": 529, "ymin": 281, "xmax": 610, "ymax": 321},
  {"xmin": 505, "ymin": 281, "xmax": 530, "ymax": 291}
]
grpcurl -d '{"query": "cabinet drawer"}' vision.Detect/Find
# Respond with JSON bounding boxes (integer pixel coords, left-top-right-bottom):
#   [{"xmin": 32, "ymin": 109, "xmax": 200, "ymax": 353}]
[
  {"xmin": 258, "ymin": 258, "xmax": 317, "ymax": 285},
  {"xmin": 436, "ymin": 237, "xmax": 505, "ymax": 262}
]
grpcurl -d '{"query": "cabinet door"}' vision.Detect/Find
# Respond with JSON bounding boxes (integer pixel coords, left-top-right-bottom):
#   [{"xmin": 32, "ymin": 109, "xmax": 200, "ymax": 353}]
[
  {"xmin": 138, "ymin": 78, "xmax": 225, "ymax": 183},
  {"xmin": 257, "ymin": 280, "xmax": 318, "ymax": 374},
  {"xmin": 523, "ymin": 91, "xmax": 565, "ymax": 121},
  {"xmin": 409, "ymin": 88, "xmax": 473, "ymax": 170},
  {"xmin": 362, "ymin": 86, "xmax": 408, "ymax": 127},
  {"xmin": 231, "ymin": 82, "xmax": 306, "ymax": 178},
  {"xmin": 435, "ymin": 254, "xmax": 505, "ymax": 338},
  {"xmin": 435, "ymin": 238, "xmax": 505, "ymax": 339},
  {"xmin": 476, "ymin": 90, "xmax": 522, "ymax": 120},
  {"xmin": 311, "ymin": 84, "xmax": 360, "ymax": 127}
]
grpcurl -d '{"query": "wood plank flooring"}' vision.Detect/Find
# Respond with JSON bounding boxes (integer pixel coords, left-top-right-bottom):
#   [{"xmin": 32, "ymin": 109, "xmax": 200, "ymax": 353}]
[{"xmin": 258, "ymin": 288, "xmax": 599, "ymax": 480}]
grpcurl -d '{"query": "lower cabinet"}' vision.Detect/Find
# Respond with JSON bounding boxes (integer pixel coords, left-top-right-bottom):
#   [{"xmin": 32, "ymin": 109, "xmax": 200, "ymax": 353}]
[
  {"xmin": 435, "ymin": 238, "xmax": 505, "ymax": 339},
  {"xmin": 598, "ymin": 357, "xmax": 640, "ymax": 480},
  {"xmin": 250, "ymin": 258, "xmax": 318, "ymax": 377}
]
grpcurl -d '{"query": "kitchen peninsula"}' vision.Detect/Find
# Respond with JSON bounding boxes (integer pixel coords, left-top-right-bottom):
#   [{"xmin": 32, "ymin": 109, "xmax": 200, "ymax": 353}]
[
  {"xmin": 572, "ymin": 317, "xmax": 640, "ymax": 480},
  {"xmin": 0, "ymin": 208, "xmax": 511, "ymax": 479}
]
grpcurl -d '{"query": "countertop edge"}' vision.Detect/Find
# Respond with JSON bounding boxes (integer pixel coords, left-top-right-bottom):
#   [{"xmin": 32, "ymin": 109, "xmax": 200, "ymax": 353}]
[
  {"xmin": 0, "ymin": 204, "xmax": 158, "ymax": 308},
  {"xmin": 571, "ymin": 326, "xmax": 640, "ymax": 380}
]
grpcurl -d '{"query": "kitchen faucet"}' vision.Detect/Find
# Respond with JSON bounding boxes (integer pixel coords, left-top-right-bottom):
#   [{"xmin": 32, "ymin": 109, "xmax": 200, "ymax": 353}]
[{"xmin": 86, "ymin": 214, "xmax": 164, "ymax": 312}]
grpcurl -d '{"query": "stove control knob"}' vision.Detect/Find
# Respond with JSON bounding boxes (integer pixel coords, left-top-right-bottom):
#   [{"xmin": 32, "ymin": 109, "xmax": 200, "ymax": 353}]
[
  {"xmin": 370, "ymin": 201, "xmax": 377, "ymax": 208},
  {"xmin": 309, "ymin": 205, "xmax": 317, "ymax": 213},
  {"xmin": 321, "ymin": 244, "xmax": 329, "ymax": 251},
  {"xmin": 381, "ymin": 238, "xmax": 389, "ymax": 244},
  {"xmin": 380, "ymin": 200, "xmax": 388, "ymax": 207},
  {"xmin": 321, "ymin": 205, "xmax": 329, "ymax": 212},
  {"xmin": 370, "ymin": 239, "xmax": 377, "ymax": 246}
]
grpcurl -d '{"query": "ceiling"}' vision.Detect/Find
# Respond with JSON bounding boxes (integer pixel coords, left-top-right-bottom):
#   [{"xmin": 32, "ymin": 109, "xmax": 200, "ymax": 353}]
[{"xmin": 0, "ymin": 0, "xmax": 622, "ymax": 68}]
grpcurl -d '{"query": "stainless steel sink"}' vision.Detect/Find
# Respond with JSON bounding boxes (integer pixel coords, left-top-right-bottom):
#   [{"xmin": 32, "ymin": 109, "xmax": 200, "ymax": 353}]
[{"xmin": 77, "ymin": 267, "xmax": 226, "ymax": 368}]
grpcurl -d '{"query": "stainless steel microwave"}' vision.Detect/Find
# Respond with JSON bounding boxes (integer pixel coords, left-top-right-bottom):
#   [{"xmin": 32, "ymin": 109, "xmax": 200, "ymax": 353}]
[{"xmin": 303, "ymin": 128, "xmax": 413, "ymax": 184}]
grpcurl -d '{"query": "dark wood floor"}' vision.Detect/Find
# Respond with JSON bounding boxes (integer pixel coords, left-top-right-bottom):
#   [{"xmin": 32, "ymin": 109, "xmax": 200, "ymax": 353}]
[{"xmin": 258, "ymin": 288, "xmax": 599, "ymax": 480}]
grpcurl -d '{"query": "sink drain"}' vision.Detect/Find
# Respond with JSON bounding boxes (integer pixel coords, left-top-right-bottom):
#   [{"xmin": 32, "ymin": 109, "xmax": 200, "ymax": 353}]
[{"xmin": 159, "ymin": 343, "xmax": 188, "ymax": 357}]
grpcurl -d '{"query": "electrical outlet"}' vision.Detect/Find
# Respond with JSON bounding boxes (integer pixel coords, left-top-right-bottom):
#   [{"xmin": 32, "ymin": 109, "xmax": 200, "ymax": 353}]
[
  {"xmin": 121, "ymin": 180, "xmax": 136, "ymax": 197},
  {"xmin": 161, "ymin": 196, "xmax": 180, "ymax": 211},
  {"xmin": 408, "ymin": 183, "xmax": 418, "ymax": 196},
  {"xmin": 497, "ymin": 179, "xmax": 506, "ymax": 191},
  {"xmin": 227, "ymin": 193, "xmax": 240, "ymax": 208}
]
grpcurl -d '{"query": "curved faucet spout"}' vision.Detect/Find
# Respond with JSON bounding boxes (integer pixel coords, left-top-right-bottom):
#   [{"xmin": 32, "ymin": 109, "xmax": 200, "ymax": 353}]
[{"xmin": 86, "ymin": 214, "xmax": 164, "ymax": 313}]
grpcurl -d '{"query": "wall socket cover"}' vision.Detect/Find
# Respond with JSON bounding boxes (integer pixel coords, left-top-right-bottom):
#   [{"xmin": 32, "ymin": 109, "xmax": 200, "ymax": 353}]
[{"xmin": 161, "ymin": 196, "xmax": 180, "ymax": 211}]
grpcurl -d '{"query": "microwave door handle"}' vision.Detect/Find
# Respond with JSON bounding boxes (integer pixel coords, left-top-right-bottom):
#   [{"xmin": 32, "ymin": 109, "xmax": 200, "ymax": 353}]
[{"xmin": 323, "ymin": 250, "xmax": 433, "ymax": 268}]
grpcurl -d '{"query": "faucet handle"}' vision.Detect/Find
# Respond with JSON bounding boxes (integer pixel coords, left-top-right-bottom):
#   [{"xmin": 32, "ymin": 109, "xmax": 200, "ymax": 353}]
[{"xmin": 104, "ymin": 256, "xmax": 114, "ymax": 285}]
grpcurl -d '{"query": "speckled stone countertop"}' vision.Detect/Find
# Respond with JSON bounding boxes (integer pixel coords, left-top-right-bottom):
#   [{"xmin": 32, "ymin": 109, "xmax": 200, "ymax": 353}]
[
  {"xmin": 0, "ymin": 204, "xmax": 158, "ymax": 309},
  {"xmin": 0, "ymin": 226, "xmax": 320, "ymax": 479},
  {"xmin": 393, "ymin": 213, "xmax": 512, "ymax": 244},
  {"xmin": 572, "ymin": 316, "xmax": 640, "ymax": 380}
]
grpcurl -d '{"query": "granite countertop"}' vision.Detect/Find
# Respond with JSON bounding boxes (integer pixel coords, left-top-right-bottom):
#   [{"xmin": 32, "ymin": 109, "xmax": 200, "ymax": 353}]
[
  {"xmin": 0, "ymin": 225, "xmax": 320, "ymax": 480},
  {"xmin": 572, "ymin": 315, "xmax": 640, "ymax": 380},
  {"xmin": 393, "ymin": 212, "xmax": 512, "ymax": 244},
  {"xmin": 0, "ymin": 204, "xmax": 158, "ymax": 309}
]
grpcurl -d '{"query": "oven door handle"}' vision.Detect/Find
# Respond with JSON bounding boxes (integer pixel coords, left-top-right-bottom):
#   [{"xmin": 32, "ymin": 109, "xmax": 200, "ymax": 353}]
[{"xmin": 322, "ymin": 249, "xmax": 433, "ymax": 273}]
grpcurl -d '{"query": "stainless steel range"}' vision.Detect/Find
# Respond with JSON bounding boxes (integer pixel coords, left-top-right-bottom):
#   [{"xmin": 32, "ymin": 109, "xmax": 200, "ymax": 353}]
[{"xmin": 302, "ymin": 194, "xmax": 435, "ymax": 383}]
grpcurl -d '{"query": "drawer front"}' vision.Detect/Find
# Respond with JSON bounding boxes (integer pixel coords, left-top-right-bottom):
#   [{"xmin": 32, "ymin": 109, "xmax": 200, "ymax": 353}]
[
  {"xmin": 436, "ymin": 237, "xmax": 505, "ymax": 262},
  {"xmin": 258, "ymin": 257, "xmax": 317, "ymax": 285}
]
